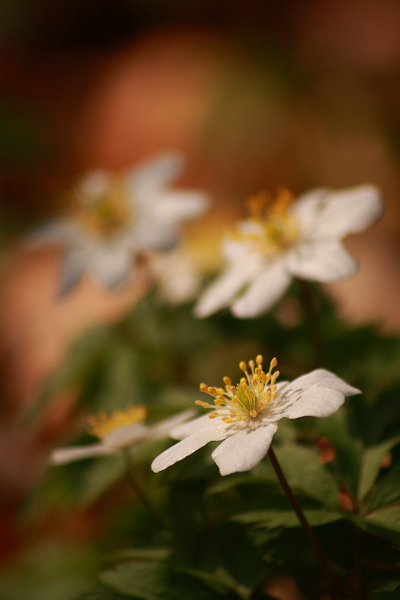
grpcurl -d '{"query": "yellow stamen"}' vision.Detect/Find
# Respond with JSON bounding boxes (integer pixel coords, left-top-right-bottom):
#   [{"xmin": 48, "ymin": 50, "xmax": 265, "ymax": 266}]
[
  {"xmin": 87, "ymin": 405, "xmax": 146, "ymax": 440},
  {"xmin": 233, "ymin": 188, "xmax": 300, "ymax": 258},
  {"xmin": 72, "ymin": 173, "xmax": 131, "ymax": 239},
  {"xmin": 196, "ymin": 356, "xmax": 280, "ymax": 424}
]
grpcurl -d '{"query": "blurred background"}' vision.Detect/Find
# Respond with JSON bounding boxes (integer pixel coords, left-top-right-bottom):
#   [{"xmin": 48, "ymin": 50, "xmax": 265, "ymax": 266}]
[{"xmin": 2, "ymin": 0, "xmax": 400, "ymax": 597}]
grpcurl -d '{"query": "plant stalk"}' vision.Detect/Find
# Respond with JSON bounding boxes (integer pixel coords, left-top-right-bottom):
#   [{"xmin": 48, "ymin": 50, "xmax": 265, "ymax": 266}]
[
  {"xmin": 122, "ymin": 448, "xmax": 169, "ymax": 529},
  {"xmin": 296, "ymin": 279, "xmax": 324, "ymax": 368},
  {"xmin": 268, "ymin": 446, "xmax": 348, "ymax": 600}
]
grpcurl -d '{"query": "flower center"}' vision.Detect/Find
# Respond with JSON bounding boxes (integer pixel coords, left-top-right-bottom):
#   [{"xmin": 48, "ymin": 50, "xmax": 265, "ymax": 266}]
[
  {"xmin": 233, "ymin": 189, "xmax": 300, "ymax": 258},
  {"xmin": 87, "ymin": 405, "xmax": 147, "ymax": 440},
  {"xmin": 72, "ymin": 174, "xmax": 131, "ymax": 239},
  {"xmin": 196, "ymin": 355, "xmax": 280, "ymax": 423}
]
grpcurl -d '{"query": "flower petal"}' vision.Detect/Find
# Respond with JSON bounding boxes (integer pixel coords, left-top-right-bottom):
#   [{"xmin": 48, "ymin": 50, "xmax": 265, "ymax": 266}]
[
  {"xmin": 276, "ymin": 369, "xmax": 360, "ymax": 419},
  {"xmin": 297, "ymin": 185, "xmax": 383, "ymax": 240},
  {"xmin": 146, "ymin": 409, "xmax": 197, "ymax": 440},
  {"xmin": 170, "ymin": 413, "xmax": 213, "ymax": 440},
  {"xmin": 232, "ymin": 260, "xmax": 291, "ymax": 318},
  {"xmin": 58, "ymin": 248, "xmax": 84, "ymax": 297},
  {"xmin": 104, "ymin": 423, "xmax": 148, "ymax": 449},
  {"xmin": 286, "ymin": 240, "xmax": 358, "ymax": 283},
  {"xmin": 90, "ymin": 247, "xmax": 133, "ymax": 289},
  {"xmin": 211, "ymin": 423, "xmax": 278, "ymax": 475},
  {"xmin": 151, "ymin": 422, "xmax": 228, "ymax": 472},
  {"xmin": 51, "ymin": 444, "xmax": 114, "ymax": 464},
  {"xmin": 129, "ymin": 153, "xmax": 185, "ymax": 196},
  {"xmin": 195, "ymin": 262, "xmax": 257, "ymax": 318},
  {"xmin": 152, "ymin": 191, "xmax": 209, "ymax": 223}
]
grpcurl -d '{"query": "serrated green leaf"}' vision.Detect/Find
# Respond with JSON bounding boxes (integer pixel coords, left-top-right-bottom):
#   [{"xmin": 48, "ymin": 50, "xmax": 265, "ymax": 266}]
[
  {"xmin": 364, "ymin": 464, "xmax": 400, "ymax": 514},
  {"xmin": 356, "ymin": 509, "xmax": 400, "ymax": 545},
  {"xmin": 274, "ymin": 444, "xmax": 340, "ymax": 509},
  {"xmin": 233, "ymin": 507, "xmax": 342, "ymax": 529},
  {"xmin": 105, "ymin": 548, "xmax": 171, "ymax": 565},
  {"xmin": 178, "ymin": 567, "xmax": 244, "ymax": 597},
  {"xmin": 99, "ymin": 562, "xmax": 168, "ymax": 600},
  {"xmin": 358, "ymin": 436, "xmax": 400, "ymax": 503},
  {"xmin": 370, "ymin": 584, "xmax": 400, "ymax": 599}
]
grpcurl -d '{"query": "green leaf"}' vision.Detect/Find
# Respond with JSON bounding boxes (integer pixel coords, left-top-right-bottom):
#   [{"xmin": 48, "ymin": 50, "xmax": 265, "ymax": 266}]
[
  {"xmin": 370, "ymin": 584, "xmax": 400, "ymax": 599},
  {"xmin": 234, "ymin": 507, "xmax": 342, "ymax": 529},
  {"xmin": 178, "ymin": 567, "xmax": 248, "ymax": 598},
  {"xmin": 274, "ymin": 444, "xmax": 340, "ymax": 509},
  {"xmin": 99, "ymin": 562, "xmax": 168, "ymax": 600},
  {"xmin": 364, "ymin": 464, "xmax": 400, "ymax": 514},
  {"xmin": 356, "ymin": 508, "xmax": 400, "ymax": 545},
  {"xmin": 318, "ymin": 410, "xmax": 362, "ymax": 499},
  {"xmin": 358, "ymin": 436, "xmax": 400, "ymax": 503}
]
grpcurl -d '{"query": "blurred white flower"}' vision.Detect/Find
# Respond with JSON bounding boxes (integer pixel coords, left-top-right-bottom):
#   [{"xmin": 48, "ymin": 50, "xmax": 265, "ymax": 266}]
[
  {"xmin": 51, "ymin": 405, "xmax": 195, "ymax": 464},
  {"xmin": 33, "ymin": 154, "xmax": 209, "ymax": 295},
  {"xmin": 150, "ymin": 249, "xmax": 202, "ymax": 305},
  {"xmin": 151, "ymin": 356, "xmax": 360, "ymax": 476},
  {"xmin": 195, "ymin": 185, "xmax": 383, "ymax": 318}
]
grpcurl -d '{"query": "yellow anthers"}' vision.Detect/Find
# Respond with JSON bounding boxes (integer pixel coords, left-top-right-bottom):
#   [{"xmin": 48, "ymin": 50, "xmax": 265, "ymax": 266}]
[
  {"xmin": 235, "ymin": 188, "xmax": 300, "ymax": 259},
  {"xmin": 73, "ymin": 174, "xmax": 131, "ymax": 239},
  {"xmin": 87, "ymin": 405, "xmax": 146, "ymax": 440},
  {"xmin": 196, "ymin": 356, "xmax": 280, "ymax": 424}
]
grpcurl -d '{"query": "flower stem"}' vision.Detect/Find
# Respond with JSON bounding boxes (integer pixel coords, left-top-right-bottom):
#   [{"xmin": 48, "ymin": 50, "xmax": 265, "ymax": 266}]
[
  {"xmin": 296, "ymin": 279, "xmax": 324, "ymax": 368},
  {"xmin": 267, "ymin": 446, "xmax": 348, "ymax": 600},
  {"xmin": 122, "ymin": 448, "xmax": 169, "ymax": 529}
]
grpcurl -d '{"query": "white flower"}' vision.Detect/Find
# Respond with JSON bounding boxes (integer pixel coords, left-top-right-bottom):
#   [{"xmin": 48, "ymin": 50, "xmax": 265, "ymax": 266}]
[
  {"xmin": 32, "ymin": 154, "xmax": 209, "ymax": 295},
  {"xmin": 149, "ymin": 249, "xmax": 202, "ymax": 305},
  {"xmin": 151, "ymin": 356, "xmax": 360, "ymax": 476},
  {"xmin": 51, "ymin": 405, "xmax": 195, "ymax": 464},
  {"xmin": 195, "ymin": 185, "xmax": 383, "ymax": 318}
]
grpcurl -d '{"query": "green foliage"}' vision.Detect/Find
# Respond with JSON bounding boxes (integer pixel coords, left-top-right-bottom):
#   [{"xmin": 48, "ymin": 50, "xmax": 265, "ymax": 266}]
[{"xmin": 12, "ymin": 288, "xmax": 400, "ymax": 599}]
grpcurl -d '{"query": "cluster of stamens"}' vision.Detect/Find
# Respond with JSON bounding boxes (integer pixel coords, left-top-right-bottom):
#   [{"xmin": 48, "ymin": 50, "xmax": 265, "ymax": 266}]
[
  {"xmin": 233, "ymin": 188, "xmax": 300, "ymax": 258},
  {"xmin": 87, "ymin": 405, "xmax": 147, "ymax": 440},
  {"xmin": 73, "ymin": 174, "xmax": 131, "ymax": 238},
  {"xmin": 196, "ymin": 355, "xmax": 280, "ymax": 424}
]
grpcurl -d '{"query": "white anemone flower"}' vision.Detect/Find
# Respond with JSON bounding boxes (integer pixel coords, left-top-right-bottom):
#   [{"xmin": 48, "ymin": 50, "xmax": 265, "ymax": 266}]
[
  {"xmin": 151, "ymin": 356, "xmax": 360, "ymax": 476},
  {"xmin": 51, "ymin": 405, "xmax": 195, "ymax": 465},
  {"xmin": 33, "ymin": 153, "xmax": 209, "ymax": 296},
  {"xmin": 195, "ymin": 185, "xmax": 383, "ymax": 318}
]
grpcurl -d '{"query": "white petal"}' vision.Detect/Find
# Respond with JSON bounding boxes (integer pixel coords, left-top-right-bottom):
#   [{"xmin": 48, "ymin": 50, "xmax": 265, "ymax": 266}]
[
  {"xmin": 297, "ymin": 185, "xmax": 383, "ymax": 240},
  {"xmin": 151, "ymin": 422, "xmax": 228, "ymax": 472},
  {"xmin": 211, "ymin": 423, "xmax": 278, "ymax": 476},
  {"xmin": 291, "ymin": 188, "xmax": 329, "ymax": 231},
  {"xmin": 170, "ymin": 413, "xmax": 213, "ymax": 440},
  {"xmin": 25, "ymin": 220, "xmax": 78, "ymax": 247},
  {"xmin": 58, "ymin": 248, "xmax": 84, "ymax": 297},
  {"xmin": 103, "ymin": 423, "xmax": 148, "ymax": 449},
  {"xmin": 129, "ymin": 153, "xmax": 185, "ymax": 196},
  {"xmin": 146, "ymin": 409, "xmax": 197, "ymax": 440},
  {"xmin": 286, "ymin": 240, "xmax": 358, "ymax": 283},
  {"xmin": 276, "ymin": 369, "xmax": 360, "ymax": 419},
  {"xmin": 232, "ymin": 260, "xmax": 291, "ymax": 318},
  {"xmin": 50, "ymin": 444, "xmax": 114, "ymax": 464},
  {"xmin": 90, "ymin": 247, "xmax": 133, "ymax": 289},
  {"xmin": 78, "ymin": 171, "xmax": 110, "ymax": 199},
  {"xmin": 195, "ymin": 262, "xmax": 257, "ymax": 318},
  {"xmin": 284, "ymin": 369, "xmax": 361, "ymax": 396},
  {"xmin": 151, "ymin": 191, "xmax": 209, "ymax": 223}
]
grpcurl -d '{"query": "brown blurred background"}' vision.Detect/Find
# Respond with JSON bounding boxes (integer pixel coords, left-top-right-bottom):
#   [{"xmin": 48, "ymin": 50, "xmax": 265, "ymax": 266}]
[{"xmin": 2, "ymin": 0, "xmax": 400, "ymax": 577}]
